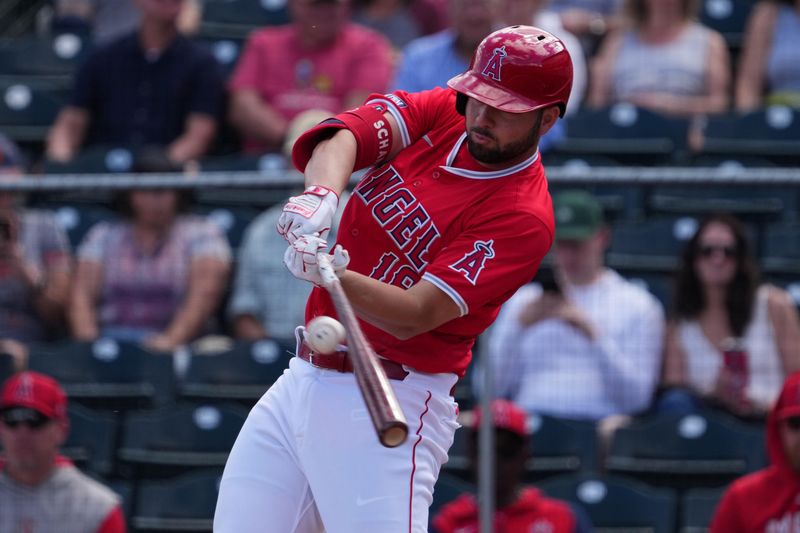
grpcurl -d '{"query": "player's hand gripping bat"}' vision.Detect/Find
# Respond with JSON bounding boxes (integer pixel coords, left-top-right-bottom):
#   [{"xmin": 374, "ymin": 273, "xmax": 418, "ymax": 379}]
[{"xmin": 316, "ymin": 253, "xmax": 409, "ymax": 448}]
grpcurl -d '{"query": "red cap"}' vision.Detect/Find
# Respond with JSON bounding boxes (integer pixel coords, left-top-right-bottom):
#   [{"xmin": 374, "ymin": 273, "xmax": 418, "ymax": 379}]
[
  {"xmin": 775, "ymin": 372, "xmax": 800, "ymax": 421},
  {"xmin": 0, "ymin": 372, "xmax": 67, "ymax": 420},
  {"xmin": 472, "ymin": 399, "xmax": 529, "ymax": 437}
]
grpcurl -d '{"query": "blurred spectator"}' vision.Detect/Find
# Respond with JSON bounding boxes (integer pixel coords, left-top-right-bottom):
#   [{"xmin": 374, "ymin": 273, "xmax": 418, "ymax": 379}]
[
  {"xmin": 53, "ymin": 0, "xmax": 201, "ymax": 44},
  {"xmin": 432, "ymin": 399, "xmax": 592, "ymax": 533},
  {"xmin": 0, "ymin": 371, "xmax": 125, "ymax": 533},
  {"xmin": 0, "ymin": 135, "xmax": 71, "ymax": 368},
  {"xmin": 735, "ymin": 0, "xmax": 800, "ymax": 112},
  {"xmin": 661, "ymin": 214, "xmax": 800, "ymax": 418},
  {"xmin": 69, "ymin": 151, "xmax": 231, "ymax": 352},
  {"xmin": 549, "ymin": 0, "xmax": 624, "ymax": 54},
  {"xmin": 229, "ymin": 193, "xmax": 346, "ymax": 341},
  {"xmin": 408, "ymin": 0, "xmax": 449, "ymax": 36},
  {"xmin": 47, "ymin": 0, "xmax": 224, "ymax": 164},
  {"xmin": 710, "ymin": 371, "xmax": 800, "ymax": 532},
  {"xmin": 481, "ymin": 191, "xmax": 665, "ymax": 421},
  {"xmin": 228, "ymin": 0, "xmax": 393, "ymax": 154},
  {"xmin": 392, "ymin": 0, "xmax": 576, "ymax": 151},
  {"xmin": 587, "ymin": 0, "xmax": 730, "ymax": 117},
  {"xmin": 352, "ymin": 0, "xmax": 422, "ymax": 49}
]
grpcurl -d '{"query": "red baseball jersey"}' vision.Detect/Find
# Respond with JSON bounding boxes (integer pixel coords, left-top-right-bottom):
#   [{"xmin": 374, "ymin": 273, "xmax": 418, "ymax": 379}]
[
  {"xmin": 305, "ymin": 87, "xmax": 554, "ymax": 376},
  {"xmin": 432, "ymin": 488, "xmax": 577, "ymax": 533}
]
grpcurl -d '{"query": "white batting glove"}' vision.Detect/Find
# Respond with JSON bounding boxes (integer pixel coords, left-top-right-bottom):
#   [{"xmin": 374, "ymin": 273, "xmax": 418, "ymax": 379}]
[
  {"xmin": 276, "ymin": 185, "xmax": 339, "ymax": 244},
  {"xmin": 284, "ymin": 234, "xmax": 350, "ymax": 286}
]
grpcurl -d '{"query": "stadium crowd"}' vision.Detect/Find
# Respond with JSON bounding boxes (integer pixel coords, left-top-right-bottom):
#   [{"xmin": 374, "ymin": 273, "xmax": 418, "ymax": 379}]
[{"xmin": 1, "ymin": 0, "xmax": 800, "ymax": 531}]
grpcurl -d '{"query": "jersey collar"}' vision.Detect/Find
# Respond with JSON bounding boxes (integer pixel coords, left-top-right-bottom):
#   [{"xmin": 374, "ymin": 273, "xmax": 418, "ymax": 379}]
[{"xmin": 441, "ymin": 132, "xmax": 540, "ymax": 180}]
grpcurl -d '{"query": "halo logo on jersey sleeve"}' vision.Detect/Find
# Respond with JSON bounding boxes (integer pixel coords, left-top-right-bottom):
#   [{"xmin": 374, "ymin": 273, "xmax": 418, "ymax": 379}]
[
  {"xmin": 482, "ymin": 47, "xmax": 507, "ymax": 81},
  {"xmin": 449, "ymin": 240, "xmax": 495, "ymax": 285}
]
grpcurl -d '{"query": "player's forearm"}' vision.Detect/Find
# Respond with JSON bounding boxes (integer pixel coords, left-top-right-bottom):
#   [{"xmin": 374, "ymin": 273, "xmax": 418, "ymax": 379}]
[{"xmin": 303, "ymin": 129, "xmax": 358, "ymax": 196}]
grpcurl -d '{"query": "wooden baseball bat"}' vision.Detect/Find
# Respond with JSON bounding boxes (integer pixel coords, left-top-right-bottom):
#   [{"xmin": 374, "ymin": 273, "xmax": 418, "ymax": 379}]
[{"xmin": 316, "ymin": 254, "xmax": 409, "ymax": 448}]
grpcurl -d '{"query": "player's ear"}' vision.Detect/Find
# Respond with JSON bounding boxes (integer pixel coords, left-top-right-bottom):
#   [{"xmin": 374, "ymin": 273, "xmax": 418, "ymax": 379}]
[{"xmin": 535, "ymin": 106, "xmax": 561, "ymax": 137}]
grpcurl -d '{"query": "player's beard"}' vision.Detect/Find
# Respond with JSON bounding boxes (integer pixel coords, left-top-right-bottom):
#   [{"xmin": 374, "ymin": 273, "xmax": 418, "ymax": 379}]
[{"xmin": 467, "ymin": 113, "xmax": 543, "ymax": 165}]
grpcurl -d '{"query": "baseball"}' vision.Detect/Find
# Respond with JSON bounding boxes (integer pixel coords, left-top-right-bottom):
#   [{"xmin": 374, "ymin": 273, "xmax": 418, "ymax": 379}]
[{"xmin": 306, "ymin": 316, "xmax": 346, "ymax": 354}]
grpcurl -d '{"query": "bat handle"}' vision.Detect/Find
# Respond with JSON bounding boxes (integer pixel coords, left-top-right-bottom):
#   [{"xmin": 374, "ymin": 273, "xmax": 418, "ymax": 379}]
[{"xmin": 316, "ymin": 253, "xmax": 338, "ymax": 288}]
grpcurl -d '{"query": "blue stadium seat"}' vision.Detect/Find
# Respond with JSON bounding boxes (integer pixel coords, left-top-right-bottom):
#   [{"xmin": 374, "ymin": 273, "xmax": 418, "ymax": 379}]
[
  {"xmin": 648, "ymin": 185, "xmax": 794, "ymax": 220},
  {"xmin": 560, "ymin": 105, "xmax": 690, "ymax": 164},
  {"xmin": 0, "ymin": 33, "xmax": 91, "ymax": 79},
  {"xmin": 538, "ymin": 473, "xmax": 677, "ymax": 533},
  {"xmin": 701, "ymin": 107, "xmax": 800, "ymax": 164},
  {"xmin": 549, "ymin": 182, "xmax": 645, "ymax": 221},
  {"xmin": 179, "ymin": 339, "xmax": 294, "ymax": 403},
  {"xmin": 133, "ymin": 469, "xmax": 223, "ymax": 531},
  {"xmin": 27, "ymin": 339, "xmax": 175, "ymax": 410},
  {"xmin": 621, "ymin": 271, "xmax": 672, "ymax": 310},
  {"xmin": 699, "ymin": 0, "xmax": 754, "ymax": 50},
  {"xmin": 62, "ymin": 404, "xmax": 118, "ymax": 476},
  {"xmin": 43, "ymin": 145, "xmax": 141, "ymax": 174},
  {"xmin": 681, "ymin": 486, "xmax": 726, "ymax": 533},
  {"xmin": 51, "ymin": 204, "xmax": 118, "ymax": 249},
  {"xmin": 605, "ymin": 411, "xmax": 767, "ymax": 490},
  {"xmin": 762, "ymin": 223, "xmax": 800, "ymax": 276},
  {"xmin": 195, "ymin": 36, "xmax": 245, "ymax": 79},
  {"xmin": 201, "ymin": 0, "xmax": 289, "ymax": 38},
  {"xmin": 608, "ymin": 216, "xmax": 700, "ymax": 271},
  {"xmin": 0, "ymin": 82, "xmax": 64, "ymax": 141},
  {"xmin": 194, "ymin": 205, "xmax": 261, "ymax": 251},
  {"xmin": 118, "ymin": 402, "xmax": 247, "ymax": 476},
  {"xmin": 0, "ymin": 352, "xmax": 15, "ymax": 384}
]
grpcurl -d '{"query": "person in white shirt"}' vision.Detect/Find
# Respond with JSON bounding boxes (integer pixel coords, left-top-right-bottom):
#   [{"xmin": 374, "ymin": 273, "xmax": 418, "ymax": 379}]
[{"xmin": 479, "ymin": 190, "xmax": 665, "ymax": 421}]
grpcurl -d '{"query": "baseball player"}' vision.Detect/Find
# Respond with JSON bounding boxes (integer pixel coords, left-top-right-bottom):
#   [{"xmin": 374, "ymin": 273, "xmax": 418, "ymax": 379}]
[{"xmin": 215, "ymin": 25, "xmax": 573, "ymax": 533}]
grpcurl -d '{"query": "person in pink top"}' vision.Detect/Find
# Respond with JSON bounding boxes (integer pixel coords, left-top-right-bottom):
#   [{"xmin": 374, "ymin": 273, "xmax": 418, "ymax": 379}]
[
  {"xmin": 0, "ymin": 372, "xmax": 126, "ymax": 533},
  {"xmin": 228, "ymin": 0, "xmax": 394, "ymax": 153}
]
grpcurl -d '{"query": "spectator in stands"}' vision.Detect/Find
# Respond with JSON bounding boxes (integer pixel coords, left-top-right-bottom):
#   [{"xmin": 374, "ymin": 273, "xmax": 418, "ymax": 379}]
[
  {"xmin": 46, "ymin": 0, "xmax": 224, "ymax": 164},
  {"xmin": 229, "ymin": 193, "xmax": 346, "ymax": 341},
  {"xmin": 0, "ymin": 371, "xmax": 125, "ymax": 532},
  {"xmin": 661, "ymin": 214, "xmax": 800, "ymax": 418},
  {"xmin": 228, "ymin": 0, "xmax": 393, "ymax": 154},
  {"xmin": 352, "ymin": 0, "xmax": 422, "ymax": 49},
  {"xmin": 432, "ymin": 399, "xmax": 591, "ymax": 533},
  {"xmin": 392, "ymin": 0, "xmax": 581, "ymax": 150},
  {"xmin": 586, "ymin": 0, "xmax": 731, "ymax": 117},
  {"xmin": 710, "ymin": 371, "xmax": 800, "ymax": 532},
  {"xmin": 0, "ymin": 134, "xmax": 71, "ymax": 368},
  {"xmin": 69, "ymin": 150, "xmax": 231, "ymax": 352},
  {"xmin": 735, "ymin": 0, "xmax": 800, "ymax": 112},
  {"xmin": 53, "ymin": 0, "xmax": 201, "ymax": 43},
  {"xmin": 548, "ymin": 0, "xmax": 625, "ymax": 54},
  {"xmin": 481, "ymin": 190, "xmax": 665, "ymax": 421}
]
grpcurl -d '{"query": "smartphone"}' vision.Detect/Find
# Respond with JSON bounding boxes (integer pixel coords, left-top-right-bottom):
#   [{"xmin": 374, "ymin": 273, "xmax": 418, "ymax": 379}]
[
  {"xmin": 722, "ymin": 338, "xmax": 749, "ymax": 392},
  {"xmin": 534, "ymin": 265, "xmax": 562, "ymax": 295}
]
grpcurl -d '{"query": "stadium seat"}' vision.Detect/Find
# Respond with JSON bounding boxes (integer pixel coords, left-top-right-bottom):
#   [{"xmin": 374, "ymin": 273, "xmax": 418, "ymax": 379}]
[
  {"xmin": 0, "ymin": 352, "xmax": 15, "ymax": 384},
  {"xmin": 701, "ymin": 107, "xmax": 800, "ymax": 165},
  {"xmin": 179, "ymin": 339, "xmax": 294, "ymax": 403},
  {"xmin": 428, "ymin": 473, "xmax": 476, "ymax": 528},
  {"xmin": 117, "ymin": 402, "xmax": 247, "ymax": 477},
  {"xmin": 194, "ymin": 205, "xmax": 261, "ymax": 251},
  {"xmin": 621, "ymin": 271, "xmax": 672, "ymax": 310},
  {"xmin": 0, "ymin": 82, "xmax": 64, "ymax": 142},
  {"xmin": 605, "ymin": 411, "xmax": 767, "ymax": 490},
  {"xmin": 62, "ymin": 403, "xmax": 117, "ymax": 476},
  {"xmin": 27, "ymin": 339, "xmax": 175, "ymax": 410},
  {"xmin": 201, "ymin": 0, "xmax": 289, "ymax": 38},
  {"xmin": 133, "ymin": 469, "xmax": 223, "ymax": 531},
  {"xmin": 51, "ymin": 204, "xmax": 118, "ymax": 248},
  {"xmin": 680, "ymin": 486, "xmax": 726, "ymax": 533},
  {"xmin": 0, "ymin": 33, "xmax": 91, "ymax": 79},
  {"xmin": 559, "ymin": 105, "xmax": 690, "ymax": 165},
  {"xmin": 762, "ymin": 223, "xmax": 800, "ymax": 276},
  {"xmin": 550, "ymin": 181, "xmax": 645, "ymax": 221},
  {"xmin": 43, "ymin": 145, "xmax": 142, "ymax": 174},
  {"xmin": 607, "ymin": 216, "xmax": 700, "ymax": 271},
  {"xmin": 106, "ymin": 478, "xmax": 134, "ymax": 520},
  {"xmin": 538, "ymin": 473, "xmax": 677, "ymax": 533},
  {"xmin": 648, "ymin": 185, "xmax": 794, "ymax": 220},
  {"xmin": 195, "ymin": 36, "xmax": 245, "ymax": 79},
  {"xmin": 699, "ymin": 0, "xmax": 754, "ymax": 51}
]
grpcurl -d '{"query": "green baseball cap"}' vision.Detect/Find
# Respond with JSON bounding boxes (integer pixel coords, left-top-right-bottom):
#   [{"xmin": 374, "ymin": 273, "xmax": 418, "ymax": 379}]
[{"xmin": 552, "ymin": 190, "xmax": 604, "ymax": 241}]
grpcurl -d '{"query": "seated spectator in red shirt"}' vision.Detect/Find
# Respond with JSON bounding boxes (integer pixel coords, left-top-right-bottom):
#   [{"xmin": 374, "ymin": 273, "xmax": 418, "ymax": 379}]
[
  {"xmin": 0, "ymin": 134, "xmax": 71, "ymax": 369},
  {"xmin": 228, "ymin": 0, "xmax": 393, "ymax": 154},
  {"xmin": 46, "ymin": 0, "xmax": 224, "ymax": 164},
  {"xmin": 432, "ymin": 400, "xmax": 591, "ymax": 533},
  {"xmin": 711, "ymin": 371, "xmax": 800, "ymax": 532},
  {"xmin": 69, "ymin": 150, "xmax": 231, "ymax": 352},
  {"xmin": 0, "ymin": 371, "xmax": 126, "ymax": 533}
]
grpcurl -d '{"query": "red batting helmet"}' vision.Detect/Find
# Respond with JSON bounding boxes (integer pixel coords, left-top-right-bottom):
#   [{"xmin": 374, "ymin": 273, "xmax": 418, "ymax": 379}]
[{"xmin": 448, "ymin": 25, "xmax": 573, "ymax": 117}]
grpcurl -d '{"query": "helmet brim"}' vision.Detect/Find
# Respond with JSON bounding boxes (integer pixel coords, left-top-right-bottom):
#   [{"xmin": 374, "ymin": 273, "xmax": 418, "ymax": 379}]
[{"xmin": 447, "ymin": 71, "xmax": 539, "ymax": 114}]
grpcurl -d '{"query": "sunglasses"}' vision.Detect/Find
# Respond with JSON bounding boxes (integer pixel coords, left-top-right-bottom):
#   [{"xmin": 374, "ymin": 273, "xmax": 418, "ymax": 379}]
[
  {"xmin": 698, "ymin": 244, "xmax": 738, "ymax": 259},
  {"xmin": 0, "ymin": 410, "xmax": 52, "ymax": 430},
  {"xmin": 784, "ymin": 417, "xmax": 800, "ymax": 431}
]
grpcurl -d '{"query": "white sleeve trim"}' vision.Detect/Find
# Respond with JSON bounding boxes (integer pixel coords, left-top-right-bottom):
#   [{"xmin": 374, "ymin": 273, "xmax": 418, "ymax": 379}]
[
  {"xmin": 422, "ymin": 273, "xmax": 469, "ymax": 317},
  {"xmin": 367, "ymin": 97, "xmax": 411, "ymax": 148}
]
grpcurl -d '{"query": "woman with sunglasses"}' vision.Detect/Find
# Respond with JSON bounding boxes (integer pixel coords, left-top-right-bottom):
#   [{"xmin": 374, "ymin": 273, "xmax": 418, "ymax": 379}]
[{"xmin": 661, "ymin": 214, "xmax": 800, "ymax": 418}]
